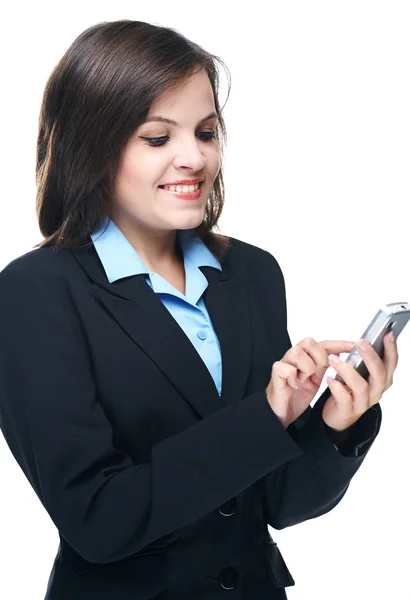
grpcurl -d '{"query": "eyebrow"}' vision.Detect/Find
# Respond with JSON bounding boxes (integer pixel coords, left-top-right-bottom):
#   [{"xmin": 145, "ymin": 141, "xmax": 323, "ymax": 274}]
[{"xmin": 142, "ymin": 112, "xmax": 218, "ymax": 127}]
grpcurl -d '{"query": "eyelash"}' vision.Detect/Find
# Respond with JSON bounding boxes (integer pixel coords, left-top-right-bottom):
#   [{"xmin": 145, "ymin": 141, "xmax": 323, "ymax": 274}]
[{"xmin": 140, "ymin": 131, "xmax": 216, "ymax": 147}]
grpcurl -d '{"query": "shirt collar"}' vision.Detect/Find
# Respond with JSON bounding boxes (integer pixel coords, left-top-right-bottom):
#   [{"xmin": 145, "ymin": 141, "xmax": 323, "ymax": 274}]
[{"xmin": 90, "ymin": 216, "xmax": 222, "ymax": 284}]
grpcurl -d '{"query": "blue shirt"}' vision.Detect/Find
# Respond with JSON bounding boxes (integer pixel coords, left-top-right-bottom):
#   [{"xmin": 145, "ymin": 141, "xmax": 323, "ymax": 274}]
[{"xmin": 90, "ymin": 216, "xmax": 223, "ymax": 397}]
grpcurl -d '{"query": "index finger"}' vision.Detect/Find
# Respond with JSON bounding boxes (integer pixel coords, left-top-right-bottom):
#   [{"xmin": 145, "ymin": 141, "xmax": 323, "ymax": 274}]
[{"xmin": 319, "ymin": 340, "xmax": 356, "ymax": 356}]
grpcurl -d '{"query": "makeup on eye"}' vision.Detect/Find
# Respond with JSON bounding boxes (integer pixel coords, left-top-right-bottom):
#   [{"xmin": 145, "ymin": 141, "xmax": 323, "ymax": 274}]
[{"xmin": 138, "ymin": 131, "xmax": 216, "ymax": 147}]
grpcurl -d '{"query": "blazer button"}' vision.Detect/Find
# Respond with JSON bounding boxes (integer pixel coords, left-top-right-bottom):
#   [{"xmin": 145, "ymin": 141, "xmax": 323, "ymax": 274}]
[
  {"xmin": 219, "ymin": 567, "xmax": 238, "ymax": 589},
  {"xmin": 218, "ymin": 497, "xmax": 237, "ymax": 517}
]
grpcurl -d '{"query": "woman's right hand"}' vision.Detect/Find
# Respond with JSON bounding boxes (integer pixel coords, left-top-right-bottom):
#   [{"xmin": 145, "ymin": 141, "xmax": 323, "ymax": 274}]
[{"xmin": 265, "ymin": 337, "xmax": 356, "ymax": 429}]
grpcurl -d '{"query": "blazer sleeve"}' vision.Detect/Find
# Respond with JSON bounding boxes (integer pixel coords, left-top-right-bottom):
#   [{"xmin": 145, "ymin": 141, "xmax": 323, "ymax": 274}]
[
  {"xmin": 0, "ymin": 260, "xmax": 305, "ymax": 566},
  {"xmin": 257, "ymin": 251, "xmax": 382, "ymax": 530}
]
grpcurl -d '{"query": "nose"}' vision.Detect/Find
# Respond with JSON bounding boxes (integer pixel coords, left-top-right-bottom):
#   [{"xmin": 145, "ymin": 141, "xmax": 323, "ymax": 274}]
[{"xmin": 173, "ymin": 136, "xmax": 208, "ymax": 171}]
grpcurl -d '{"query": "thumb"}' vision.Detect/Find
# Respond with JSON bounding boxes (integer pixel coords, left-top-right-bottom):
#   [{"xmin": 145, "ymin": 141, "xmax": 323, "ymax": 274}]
[{"xmin": 322, "ymin": 378, "xmax": 355, "ymax": 429}]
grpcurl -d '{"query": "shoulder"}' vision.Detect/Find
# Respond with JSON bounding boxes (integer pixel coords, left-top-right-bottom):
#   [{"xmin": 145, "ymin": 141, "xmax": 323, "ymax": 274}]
[
  {"xmin": 0, "ymin": 245, "xmax": 71, "ymax": 296},
  {"xmin": 223, "ymin": 235, "xmax": 285, "ymax": 282}
]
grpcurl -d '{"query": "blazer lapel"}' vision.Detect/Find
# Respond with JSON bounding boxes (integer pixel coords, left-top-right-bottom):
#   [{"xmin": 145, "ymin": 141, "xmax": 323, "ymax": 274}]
[{"xmin": 70, "ymin": 242, "xmax": 253, "ymax": 420}]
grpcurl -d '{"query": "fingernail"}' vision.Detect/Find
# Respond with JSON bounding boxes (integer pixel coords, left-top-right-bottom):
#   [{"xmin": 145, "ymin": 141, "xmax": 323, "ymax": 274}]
[
  {"xmin": 358, "ymin": 339, "xmax": 369, "ymax": 351},
  {"xmin": 389, "ymin": 331, "xmax": 395, "ymax": 342},
  {"xmin": 329, "ymin": 354, "xmax": 340, "ymax": 364}
]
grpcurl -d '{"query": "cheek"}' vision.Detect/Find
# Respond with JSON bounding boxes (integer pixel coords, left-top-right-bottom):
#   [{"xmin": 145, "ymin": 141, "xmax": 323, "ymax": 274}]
[
  {"xmin": 117, "ymin": 151, "xmax": 159, "ymax": 191},
  {"xmin": 206, "ymin": 146, "xmax": 221, "ymax": 178}
]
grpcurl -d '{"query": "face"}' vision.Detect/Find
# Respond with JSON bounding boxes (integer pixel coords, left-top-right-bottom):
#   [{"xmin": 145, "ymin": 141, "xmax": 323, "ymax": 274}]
[{"xmin": 112, "ymin": 69, "xmax": 220, "ymax": 248}]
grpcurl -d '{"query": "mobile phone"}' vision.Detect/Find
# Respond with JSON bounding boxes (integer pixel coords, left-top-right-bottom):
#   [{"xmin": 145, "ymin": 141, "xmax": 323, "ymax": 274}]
[{"xmin": 334, "ymin": 302, "xmax": 410, "ymax": 385}]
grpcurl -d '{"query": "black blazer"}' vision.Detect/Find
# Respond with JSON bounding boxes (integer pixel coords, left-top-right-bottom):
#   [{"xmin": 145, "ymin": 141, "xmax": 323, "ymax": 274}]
[{"xmin": 0, "ymin": 235, "xmax": 381, "ymax": 600}]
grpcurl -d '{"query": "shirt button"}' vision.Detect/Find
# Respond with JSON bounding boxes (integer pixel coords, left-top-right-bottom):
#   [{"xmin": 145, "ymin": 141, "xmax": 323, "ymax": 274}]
[
  {"xmin": 218, "ymin": 498, "xmax": 237, "ymax": 516},
  {"xmin": 197, "ymin": 331, "xmax": 207, "ymax": 340},
  {"xmin": 219, "ymin": 567, "xmax": 238, "ymax": 590}
]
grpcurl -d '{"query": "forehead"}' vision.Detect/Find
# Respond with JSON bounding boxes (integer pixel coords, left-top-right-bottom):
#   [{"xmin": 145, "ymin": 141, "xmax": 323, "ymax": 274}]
[{"xmin": 146, "ymin": 70, "xmax": 216, "ymax": 118}]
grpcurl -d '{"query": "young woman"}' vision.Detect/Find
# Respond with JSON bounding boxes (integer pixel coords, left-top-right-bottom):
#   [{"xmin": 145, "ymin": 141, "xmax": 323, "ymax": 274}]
[{"xmin": 0, "ymin": 19, "xmax": 398, "ymax": 600}]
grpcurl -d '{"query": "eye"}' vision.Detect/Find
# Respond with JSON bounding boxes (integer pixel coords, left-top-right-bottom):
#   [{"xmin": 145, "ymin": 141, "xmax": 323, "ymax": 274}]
[
  {"xmin": 139, "ymin": 131, "xmax": 216, "ymax": 147},
  {"xmin": 197, "ymin": 131, "xmax": 216, "ymax": 142}
]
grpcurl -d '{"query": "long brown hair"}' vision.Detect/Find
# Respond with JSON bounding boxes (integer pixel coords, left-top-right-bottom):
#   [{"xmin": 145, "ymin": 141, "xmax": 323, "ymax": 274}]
[{"xmin": 34, "ymin": 20, "xmax": 232, "ymax": 263}]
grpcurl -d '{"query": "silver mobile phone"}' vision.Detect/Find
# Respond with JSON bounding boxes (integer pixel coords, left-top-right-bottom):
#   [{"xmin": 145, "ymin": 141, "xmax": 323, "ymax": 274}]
[{"xmin": 334, "ymin": 302, "xmax": 410, "ymax": 385}]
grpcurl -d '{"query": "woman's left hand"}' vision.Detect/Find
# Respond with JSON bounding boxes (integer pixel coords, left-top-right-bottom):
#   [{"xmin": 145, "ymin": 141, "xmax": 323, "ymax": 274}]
[{"xmin": 322, "ymin": 331, "xmax": 399, "ymax": 432}]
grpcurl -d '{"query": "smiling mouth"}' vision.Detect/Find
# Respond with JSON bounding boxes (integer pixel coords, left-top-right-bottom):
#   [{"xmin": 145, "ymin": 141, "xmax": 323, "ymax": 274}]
[
  {"xmin": 158, "ymin": 182, "xmax": 202, "ymax": 201},
  {"xmin": 158, "ymin": 182, "xmax": 202, "ymax": 192}
]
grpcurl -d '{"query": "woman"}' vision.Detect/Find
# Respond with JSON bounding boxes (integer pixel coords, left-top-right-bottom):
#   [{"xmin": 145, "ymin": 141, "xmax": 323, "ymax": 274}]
[{"xmin": 0, "ymin": 19, "xmax": 398, "ymax": 600}]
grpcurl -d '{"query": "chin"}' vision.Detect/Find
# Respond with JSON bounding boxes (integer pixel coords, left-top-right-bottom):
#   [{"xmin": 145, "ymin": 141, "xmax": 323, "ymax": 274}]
[{"xmin": 176, "ymin": 209, "xmax": 206, "ymax": 225}]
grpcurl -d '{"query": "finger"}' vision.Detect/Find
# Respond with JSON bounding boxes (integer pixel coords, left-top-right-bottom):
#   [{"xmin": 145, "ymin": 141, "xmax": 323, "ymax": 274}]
[
  {"xmin": 284, "ymin": 339, "xmax": 356, "ymax": 386},
  {"xmin": 382, "ymin": 331, "xmax": 399, "ymax": 389},
  {"xmin": 297, "ymin": 337, "xmax": 329, "ymax": 368},
  {"xmin": 328, "ymin": 352, "xmax": 370, "ymax": 413},
  {"xmin": 320, "ymin": 340, "xmax": 356, "ymax": 356},
  {"xmin": 327, "ymin": 376, "xmax": 355, "ymax": 405},
  {"xmin": 355, "ymin": 339, "xmax": 387, "ymax": 402},
  {"xmin": 283, "ymin": 344, "xmax": 317, "ymax": 382},
  {"xmin": 295, "ymin": 338, "xmax": 334, "ymax": 385},
  {"xmin": 298, "ymin": 339, "xmax": 356, "ymax": 384},
  {"xmin": 272, "ymin": 361, "xmax": 299, "ymax": 390},
  {"xmin": 326, "ymin": 376, "xmax": 357, "ymax": 430}
]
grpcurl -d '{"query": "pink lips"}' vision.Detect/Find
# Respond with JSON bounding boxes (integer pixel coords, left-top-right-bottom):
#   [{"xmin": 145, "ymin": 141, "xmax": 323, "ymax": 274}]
[{"xmin": 160, "ymin": 178, "xmax": 203, "ymax": 186}]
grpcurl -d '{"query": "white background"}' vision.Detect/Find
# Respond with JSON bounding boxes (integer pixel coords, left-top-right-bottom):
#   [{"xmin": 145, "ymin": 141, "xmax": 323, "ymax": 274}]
[{"xmin": 0, "ymin": 1, "xmax": 409, "ymax": 598}]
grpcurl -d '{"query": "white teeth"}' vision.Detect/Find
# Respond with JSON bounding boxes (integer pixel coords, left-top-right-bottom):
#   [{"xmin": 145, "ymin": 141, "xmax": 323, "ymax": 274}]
[{"xmin": 163, "ymin": 182, "xmax": 200, "ymax": 193}]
